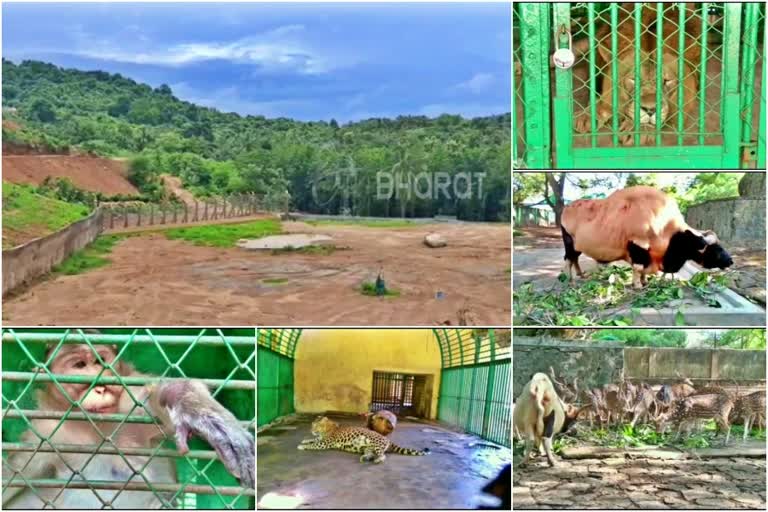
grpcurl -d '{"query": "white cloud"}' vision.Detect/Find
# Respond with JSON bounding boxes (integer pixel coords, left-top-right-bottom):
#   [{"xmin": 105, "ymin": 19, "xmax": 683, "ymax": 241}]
[
  {"xmin": 454, "ymin": 72, "xmax": 495, "ymax": 94},
  {"xmin": 71, "ymin": 24, "xmax": 335, "ymax": 75}
]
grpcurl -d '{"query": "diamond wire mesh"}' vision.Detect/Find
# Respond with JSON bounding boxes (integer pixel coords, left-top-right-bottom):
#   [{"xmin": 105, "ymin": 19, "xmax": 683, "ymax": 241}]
[{"xmin": 2, "ymin": 328, "xmax": 256, "ymax": 509}]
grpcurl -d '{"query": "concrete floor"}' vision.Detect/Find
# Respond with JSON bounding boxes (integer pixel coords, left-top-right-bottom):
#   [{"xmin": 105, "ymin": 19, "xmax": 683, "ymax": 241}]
[{"xmin": 257, "ymin": 414, "xmax": 510, "ymax": 509}]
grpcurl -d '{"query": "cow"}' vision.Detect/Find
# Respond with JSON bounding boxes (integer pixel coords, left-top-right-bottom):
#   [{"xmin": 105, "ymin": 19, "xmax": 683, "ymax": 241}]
[{"xmin": 560, "ymin": 186, "xmax": 733, "ymax": 288}]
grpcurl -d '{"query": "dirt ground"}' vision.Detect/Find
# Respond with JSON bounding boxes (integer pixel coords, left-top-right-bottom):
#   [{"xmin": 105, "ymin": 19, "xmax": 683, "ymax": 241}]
[
  {"xmin": 514, "ymin": 449, "xmax": 766, "ymax": 509},
  {"xmin": 2, "ymin": 154, "xmax": 138, "ymax": 195},
  {"xmin": 3, "ymin": 220, "xmax": 510, "ymax": 326},
  {"xmin": 258, "ymin": 414, "xmax": 510, "ymax": 509}
]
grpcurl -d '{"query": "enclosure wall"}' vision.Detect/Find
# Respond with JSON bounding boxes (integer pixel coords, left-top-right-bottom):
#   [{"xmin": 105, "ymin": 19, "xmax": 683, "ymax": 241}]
[
  {"xmin": 257, "ymin": 345, "xmax": 295, "ymax": 427},
  {"xmin": 294, "ymin": 329, "xmax": 441, "ymax": 417},
  {"xmin": 437, "ymin": 359, "xmax": 511, "ymax": 447}
]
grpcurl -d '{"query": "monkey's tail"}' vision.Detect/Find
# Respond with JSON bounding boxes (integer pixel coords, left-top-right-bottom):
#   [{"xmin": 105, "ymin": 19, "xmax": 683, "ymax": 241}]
[{"xmin": 388, "ymin": 443, "xmax": 430, "ymax": 456}]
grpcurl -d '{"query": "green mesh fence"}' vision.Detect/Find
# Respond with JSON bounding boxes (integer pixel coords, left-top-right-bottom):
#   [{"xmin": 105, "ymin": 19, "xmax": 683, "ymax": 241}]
[
  {"xmin": 434, "ymin": 329, "xmax": 511, "ymax": 447},
  {"xmin": 2, "ymin": 328, "xmax": 255, "ymax": 510},
  {"xmin": 256, "ymin": 329, "xmax": 300, "ymax": 427}
]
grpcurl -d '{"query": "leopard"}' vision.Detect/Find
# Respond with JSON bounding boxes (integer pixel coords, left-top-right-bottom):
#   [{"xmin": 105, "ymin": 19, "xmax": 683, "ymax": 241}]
[
  {"xmin": 573, "ymin": 2, "xmax": 703, "ymax": 145},
  {"xmin": 297, "ymin": 416, "xmax": 429, "ymax": 463}
]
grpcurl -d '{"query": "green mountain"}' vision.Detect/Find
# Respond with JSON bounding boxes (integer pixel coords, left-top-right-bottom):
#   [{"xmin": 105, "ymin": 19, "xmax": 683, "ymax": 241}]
[{"xmin": 2, "ymin": 59, "xmax": 511, "ymax": 221}]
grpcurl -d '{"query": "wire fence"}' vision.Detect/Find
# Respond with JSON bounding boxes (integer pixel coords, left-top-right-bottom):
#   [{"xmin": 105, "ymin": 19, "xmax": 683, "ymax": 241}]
[
  {"xmin": 1, "ymin": 328, "xmax": 256, "ymax": 510},
  {"xmin": 100, "ymin": 193, "xmax": 277, "ymax": 232}
]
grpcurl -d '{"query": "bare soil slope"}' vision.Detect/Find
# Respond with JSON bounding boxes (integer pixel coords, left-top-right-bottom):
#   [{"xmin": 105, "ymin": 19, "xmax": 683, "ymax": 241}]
[
  {"xmin": 2, "ymin": 154, "xmax": 139, "ymax": 196},
  {"xmin": 4, "ymin": 221, "xmax": 511, "ymax": 326}
]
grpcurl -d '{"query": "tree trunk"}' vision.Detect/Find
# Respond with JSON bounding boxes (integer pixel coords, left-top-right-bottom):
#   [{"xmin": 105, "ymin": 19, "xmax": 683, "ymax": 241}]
[{"xmin": 545, "ymin": 172, "xmax": 567, "ymax": 227}]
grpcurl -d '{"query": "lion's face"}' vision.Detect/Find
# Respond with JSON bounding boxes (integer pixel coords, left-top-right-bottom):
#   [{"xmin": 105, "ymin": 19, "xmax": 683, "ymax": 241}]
[{"xmin": 615, "ymin": 51, "xmax": 691, "ymax": 127}]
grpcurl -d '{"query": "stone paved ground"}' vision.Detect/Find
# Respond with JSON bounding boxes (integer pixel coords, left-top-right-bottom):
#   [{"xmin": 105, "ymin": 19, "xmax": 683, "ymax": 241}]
[{"xmin": 513, "ymin": 456, "xmax": 766, "ymax": 509}]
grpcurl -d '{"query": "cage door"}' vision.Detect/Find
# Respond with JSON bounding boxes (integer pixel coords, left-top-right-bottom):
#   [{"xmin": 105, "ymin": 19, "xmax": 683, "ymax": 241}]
[{"xmin": 371, "ymin": 371, "xmax": 424, "ymax": 416}]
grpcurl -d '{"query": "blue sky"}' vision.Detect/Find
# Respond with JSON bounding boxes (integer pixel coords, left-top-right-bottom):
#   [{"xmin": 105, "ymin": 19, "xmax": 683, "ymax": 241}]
[{"xmin": 3, "ymin": 2, "xmax": 511, "ymax": 123}]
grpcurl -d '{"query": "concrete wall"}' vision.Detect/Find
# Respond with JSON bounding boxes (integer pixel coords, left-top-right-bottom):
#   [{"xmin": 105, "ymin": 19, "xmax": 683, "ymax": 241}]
[
  {"xmin": 512, "ymin": 338, "xmax": 624, "ymax": 398},
  {"xmin": 686, "ymin": 173, "xmax": 766, "ymax": 250},
  {"xmin": 294, "ymin": 329, "xmax": 442, "ymax": 418},
  {"xmin": 686, "ymin": 198, "xmax": 766, "ymax": 249},
  {"xmin": 2, "ymin": 208, "xmax": 104, "ymax": 295},
  {"xmin": 626, "ymin": 347, "xmax": 766, "ymax": 383}
]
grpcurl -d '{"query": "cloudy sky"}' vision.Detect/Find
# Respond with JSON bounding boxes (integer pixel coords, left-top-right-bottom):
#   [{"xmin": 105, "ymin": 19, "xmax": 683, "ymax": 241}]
[{"xmin": 2, "ymin": 2, "xmax": 511, "ymax": 122}]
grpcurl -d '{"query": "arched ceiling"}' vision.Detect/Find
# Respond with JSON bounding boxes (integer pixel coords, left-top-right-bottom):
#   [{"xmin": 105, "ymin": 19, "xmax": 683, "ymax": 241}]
[{"xmin": 256, "ymin": 329, "xmax": 510, "ymax": 368}]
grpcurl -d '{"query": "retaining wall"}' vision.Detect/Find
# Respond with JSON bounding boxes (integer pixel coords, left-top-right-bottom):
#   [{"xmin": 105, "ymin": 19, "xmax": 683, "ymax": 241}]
[
  {"xmin": 512, "ymin": 337, "xmax": 624, "ymax": 397},
  {"xmin": 2, "ymin": 208, "xmax": 104, "ymax": 295},
  {"xmin": 686, "ymin": 198, "xmax": 766, "ymax": 249}
]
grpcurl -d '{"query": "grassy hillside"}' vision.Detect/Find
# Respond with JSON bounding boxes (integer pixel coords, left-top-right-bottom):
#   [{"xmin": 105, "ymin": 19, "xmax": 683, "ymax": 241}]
[
  {"xmin": 2, "ymin": 181, "xmax": 91, "ymax": 248},
  {"xmin": 2, "ymin": 58, "xmax": 510, "ymax": 221}
]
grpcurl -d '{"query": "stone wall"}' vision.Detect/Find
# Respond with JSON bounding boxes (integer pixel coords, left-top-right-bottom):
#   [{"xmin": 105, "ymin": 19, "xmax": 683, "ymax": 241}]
[
  {"xmin": 685, "ymin": 173, "xmax": 766, "ymax": 249},
  {"xmin": 2, "ymin": 208, "xmax": 104, "ymax": 295},
  {"xmin": 513, "ymin": 338, "xmax": 624, "ymax": 397},
  {"xmin": 514, "ymin": 341, "xmax": 766, "ymax": 399},
  {"xmin": 625, "ymin": 346, "xmax": 766, "ymax": 383},
  {"xmin": 686, "ymin": 198, "xmax": 766, "ymax": 249}
]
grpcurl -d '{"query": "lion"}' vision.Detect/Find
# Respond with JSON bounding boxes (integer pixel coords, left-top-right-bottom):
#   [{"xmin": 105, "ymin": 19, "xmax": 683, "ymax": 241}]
[{"xmin": 573, "ymin": 3, "xmax": 703, "ymax": 145}]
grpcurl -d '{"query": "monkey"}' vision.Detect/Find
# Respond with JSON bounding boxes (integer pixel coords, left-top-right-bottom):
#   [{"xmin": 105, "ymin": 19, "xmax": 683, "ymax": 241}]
[
  {"xmin": 513, "ymin": 373, "xmax": 585, "ymax": 468},
  {"xmin": 2, "ymin": 343, "xmax": 254, "ymax": 509}
]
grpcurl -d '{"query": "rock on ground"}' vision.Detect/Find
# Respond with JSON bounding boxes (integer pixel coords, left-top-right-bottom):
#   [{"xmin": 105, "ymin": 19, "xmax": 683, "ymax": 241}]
[{"xmin": 424, "ymin": 233, "xmax": 447, "ymax": 248}]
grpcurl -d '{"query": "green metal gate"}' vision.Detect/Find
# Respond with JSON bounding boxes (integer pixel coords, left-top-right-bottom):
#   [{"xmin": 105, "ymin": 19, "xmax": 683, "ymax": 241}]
[
  {"xmin": 256, "ymin": 329, "xmax": 301, "ymax": 427},
  {"xmin": 433, "ymin": 329, "xmax": 511, "ymax": 447},
  {"xmin": 1, "ymin": 328, "xmax": 255, "ymax": 510},
  {"xmin": 513, "ymin": 2, "xmax": 766, "ymax": 169}
]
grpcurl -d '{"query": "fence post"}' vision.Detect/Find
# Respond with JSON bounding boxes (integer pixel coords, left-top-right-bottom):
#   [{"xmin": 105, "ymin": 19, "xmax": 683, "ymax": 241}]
[
  {"xmin": 161, "ymin": 203, "xmax": 167, "ymax": 225},
  {"xmin": 137, "ymin": 204, "xmax": 142, "ymax": 227},
  {"xmin": 204, "ymin": 201, "xmax": 208, "ymax": 221},
  {"xmin": 109, "ymin": 209, "xmax": 114, "ymax": 230},
  {"xmin": 194, "ymin": 201, "xmax": 199, "ymax": 222},
  {"xmin": 173, "ymin": 204, "xmax": 178, "ymax": 224},
  {"xmin": 149, "ymin": 204, "xmax": 154, "ymax": 226}
]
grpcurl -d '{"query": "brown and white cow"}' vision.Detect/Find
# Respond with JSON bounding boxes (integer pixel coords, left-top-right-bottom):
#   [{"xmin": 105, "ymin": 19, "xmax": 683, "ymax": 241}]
[{"xmin": 560, "ymin": 186, "xmax": 733, "ymax": 288}]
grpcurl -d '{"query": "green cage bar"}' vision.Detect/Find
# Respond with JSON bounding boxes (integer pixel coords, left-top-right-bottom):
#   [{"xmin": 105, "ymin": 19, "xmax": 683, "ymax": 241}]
[
  {"xmin": 2, "ymin": 328, "xmax": 256, "ymax": 510},
  {"xmin": 256, "ymin": 329, "xmax": 511, "ymax": 447},
  {"xmin": 513, "ymin": 2, "xmax": 766, "ymax": 169}
]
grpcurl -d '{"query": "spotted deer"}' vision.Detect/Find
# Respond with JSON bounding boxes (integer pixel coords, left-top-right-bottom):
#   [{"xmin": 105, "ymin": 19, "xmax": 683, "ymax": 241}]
[
  {"xmin": 732, "ymin": 390, "xmax": 766, "ymax": 441},
  {"xmin": 655, "ymin": 393, "xmax": 734, "ymax": 444},
  {"xmin": 628, "ymin": 383, "xmax": 656, "ymax": 428}
]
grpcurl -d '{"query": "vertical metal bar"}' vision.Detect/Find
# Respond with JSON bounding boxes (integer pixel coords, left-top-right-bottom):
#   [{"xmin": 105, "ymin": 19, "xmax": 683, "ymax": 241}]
[
  {"xmin": 758, "ymin": 20, "xmax": 767, "ymax": 169},
  {"xmin": 456, "ymin": 329, "xmax": 464, "ymax": 366},
  {"xmin": 610, "ymin": 3, "xmax": 619, "ymax": 146},
  {"xmin": 698, "ymin": 3, "xmax": 709, "ymax": 145},
  {"xmin": 512, "ymin": 5, "xmax": 519, "ymax": 166},
  {"xmin": 587, "ymin": 4, "xmax": 598, "ymax": 147},
  {"xmin": 739, "ymin": 3, "xmax": 759, "ymax": 148},
  {"xmin": 519, "ymin": 2, "xmax": 552, "ymax": 168},
  {"xmin": 656, "ymin": 3, "xmax": 664, "ymax": 146},
  {"xmin": 482, "ymin": 361, "xmax": 497, "ymax": 440},
  {"xmin": 677, "ymin": 2, "xmax": 686, "ymax": 145},
  {"xmin": 553, "ymin": 3, "xmax": 575, "ymax": 167},
  {"xmin": 634, "ymin": 3, "xmax": 642, "ymax": 145},
  {"xmin": 721, "ymin": 3, "xmax": 743, "ymax": 168}
]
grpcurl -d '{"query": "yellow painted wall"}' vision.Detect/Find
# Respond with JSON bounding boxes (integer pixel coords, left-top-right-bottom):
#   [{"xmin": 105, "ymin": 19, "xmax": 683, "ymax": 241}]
[{"xmin": 294, "ymin": 329, "xmax": 442, "ymax": 418}]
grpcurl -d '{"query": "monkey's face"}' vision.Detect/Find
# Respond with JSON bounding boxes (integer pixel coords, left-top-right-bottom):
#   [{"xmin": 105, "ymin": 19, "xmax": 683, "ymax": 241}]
[{"xmin": 47, "ymin": 344, "xmax": 124, "ymax": 413}]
